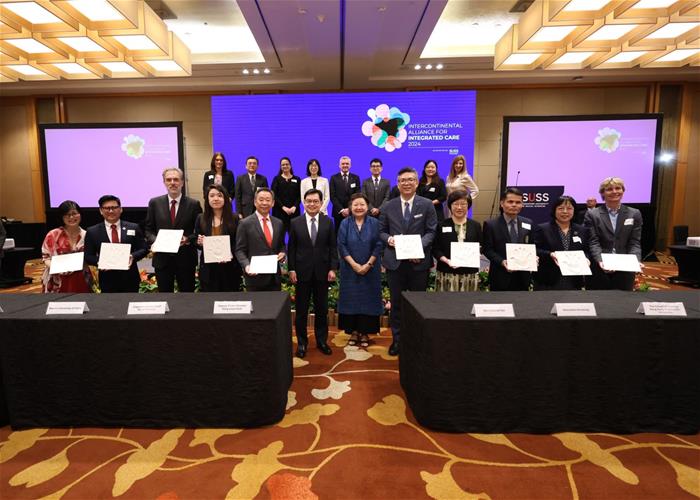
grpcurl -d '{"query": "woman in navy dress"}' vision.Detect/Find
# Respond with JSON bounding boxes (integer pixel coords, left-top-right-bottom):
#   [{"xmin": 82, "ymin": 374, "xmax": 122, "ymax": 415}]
[{"xmin": 271, "ymin": 156, "xmax": 301, "ymax": 235}]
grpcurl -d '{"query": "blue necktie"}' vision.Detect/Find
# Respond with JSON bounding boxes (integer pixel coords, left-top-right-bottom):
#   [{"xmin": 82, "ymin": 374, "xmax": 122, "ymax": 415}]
[
  {"xmin": 310, "ymin": 217, "xmax": 317, "ymax": 245},
  {"xmin": 403, "ymin": 201, "xmax": 411, "ymax": 225},
  {"xmin": 509, "ymin": 220, "xmax": 518, "ymax": 242}
]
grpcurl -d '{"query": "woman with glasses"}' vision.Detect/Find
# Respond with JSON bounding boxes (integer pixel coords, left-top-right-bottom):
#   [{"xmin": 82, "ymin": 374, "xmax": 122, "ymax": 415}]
[
  {"xmin": 202, "ymin": 152, "xmax": 235, "ymax": 198},
  {"xmin": 41, "ymin": 200, "xmax": 91, "ymax": 293}
]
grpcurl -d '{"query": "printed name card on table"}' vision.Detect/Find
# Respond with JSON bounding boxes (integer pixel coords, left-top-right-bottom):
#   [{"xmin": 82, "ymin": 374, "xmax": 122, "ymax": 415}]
[
  {"xmin": 550, "ymin": 303, "xmax": 597, "ymax": 317},
  {"xmin": 98, "ymin": 243, "xmax": 131, "ymax": 270},
  {"xmin": 601, "ymin": 253, "xmax": 641, "ymax": 273},
  {"xmin": 249, "ymin": 255, "xmax": 278, "ymax": 274},
  {"xmin": 46, "ymin": 302, "xmax": 89, "ymax": 315},
  {"xmin": 49, "ymin": 252, "xmax": 85, "ymax": 274},
  {"xmin": 213, "ymin": 301, "xmax": 253, "ymax": 314},
  {"xmin": 636, "ymin": 302, "xmax": 687, "ymax": 316},
  {"xmin": 0, "ymin": 305, "xmax": 4, "ymax": 313},
  {"xmin": 555, "ymin": 250, "xmax": 592, "ymax": 276},
  {"xmin": 394, "ymin": 234, "xmax": 425, "ymax": 260},
  {"xmin": 470, "ymin": 304, "xmax": 515, "ymax": 318},
  {"xmin": 127, "ymin": 302, "xmax": 169, "ymax": 315},
  {"xmin": 151, "ymin": 229, "xmax": 184, "ymax": 253},
  {"xmin": 203, "ymin": 235, "xmax": 233, "ymax": 264},
  {"xmin": 505, "ymin": 243, "xmax": 537, "ymax": 271},
  {"xmin": 450, "ymin": 242, "xmax": 480, "ymax": 268}
]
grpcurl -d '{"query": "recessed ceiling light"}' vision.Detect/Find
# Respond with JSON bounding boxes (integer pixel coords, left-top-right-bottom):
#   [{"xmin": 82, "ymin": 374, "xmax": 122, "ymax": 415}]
[
  {"xmin": 414, "ymin": 64, "xmax": 421, "ymax": 70},
  {"xmin": 58, "ymin": 37, "xmax": 105, "ymax": 52},
  {"xmin": 52, "ymin": 62, "xmax": 91, "ymax": 74},
  {"xmin": 425, "ymin": 64, "xmax": 433, "ymax": 69},
  {"xmin": 242, "ymin": 69, "xmax": 250, "ymax": 74},
  {"xmin": 2, "ymin": 2, "xmax": 62, "ymax": 24},
  {"xmin": 263, "ymin": 68, "xmax": 270, "ymax": 74},
  {"xmin": 552, "ymin": 51, "xmax": 596, "ymax": 64},
  {"xmin": 253, "ymin": 68, "xmax": 260, "ymax": 74},
  {"xmin": 66, "ymin": 0, "xmax": 125, "ymax": 21},
  {"xmin": 5, "ymin": 38, "xmax": 54, "ymax": 54},
  {"xmin": 645, "ymin": 22, "xmax": 699, "ymax": 40},
  {"xmin": 503, "ymin": 53, "xmax": 542, "ymax": 65},
  {"xmin": 586, "ymin": 24, "xmax": 638, "ymax": 41},
  {"xmin": 7, "ymin": 64, "xmax": 47, "ymax": 76},
  {"xmin": 655, "ymin": 48, "xmax": 700, "ymax": 62},
  {"xmin": 531, "ymin": 26, "xmax": 577, "ymax": 43},
  {"xmin": 436, "ymin": 63, "xmax": 443, "ymax": 70},
  {"xmin": 112, "ymin": 35, "xmax": 159, "ymax": 51},
  {"xmin": 605, "ymin": 51, "xmax": 647, "ymax": 63}
]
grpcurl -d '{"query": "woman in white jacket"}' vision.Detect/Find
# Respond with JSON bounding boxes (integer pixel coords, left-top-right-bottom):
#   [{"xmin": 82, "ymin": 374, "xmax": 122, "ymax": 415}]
[{"xmin": 300, "ymin": 159, "xmax": 330, "ymax": 215}]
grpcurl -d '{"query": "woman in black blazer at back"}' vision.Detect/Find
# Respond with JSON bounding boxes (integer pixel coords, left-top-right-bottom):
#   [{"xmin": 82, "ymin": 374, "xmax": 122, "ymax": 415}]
[
  {"xmin": 433, "ymin": 190, "xmax": 482, "ymax": 292},
  {"xmin": 202, "ymin": 152, "xmax": 235, "ymax": 198},
  {"xmin": 417, "ymin": 159, "xmax": 447, "ymax": 222},
  {"xmin": 533, "ymin": 195, "xmax": 589, "ymax": 290}
]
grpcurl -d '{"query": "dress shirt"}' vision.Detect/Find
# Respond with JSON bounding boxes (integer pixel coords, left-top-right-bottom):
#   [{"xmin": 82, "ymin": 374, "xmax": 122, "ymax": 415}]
[
  {"xmin": 104, "ymin": 220, "xmax": 121, "ymax": 243},
  {"xmin": 304, "ymin": 212, "xmax": 320, "ymax": 239},
  {"xmin": 399, "ymin": 194, "xmax": 416, "ymax": 214},
  {"xmin": 606, "ymin": 205, "xmax": 620, "ymax": 232},
  {"xmin": 168, "ymin": 194, "xmax": 182, "ymax": 217},
  {"xmin": 255, "ymin": 211, "xmax": 274, "ymax": 240}
]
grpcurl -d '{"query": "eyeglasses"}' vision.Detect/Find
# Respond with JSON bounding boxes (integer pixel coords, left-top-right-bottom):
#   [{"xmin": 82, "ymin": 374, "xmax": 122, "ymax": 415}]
[
  {"xmin": 101, "ymin": 206, "xmax": 121, "ymax": 211},
  {"xmin": 63, "ymin": 212, "xmax": 80, "ymax": 218},
  {"xmin": 304, "ymin": 199, "xmax": 321, "ymax": 204},
  {"xmin": 398, "ymin": 178, "xmax": 417, "ymax": 184},
  {"xmin": 451, "ymin": 202, "xmax": 469, "ymax": 208}
]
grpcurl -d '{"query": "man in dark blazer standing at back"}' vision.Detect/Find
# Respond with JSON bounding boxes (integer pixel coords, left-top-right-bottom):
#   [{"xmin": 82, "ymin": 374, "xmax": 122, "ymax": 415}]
[
  {"xmin": 235, "ymin": 188, "xmax": 286, "ymax": 291},
  {"xmin": 379, "ymin": 167, "xmax": 437, "ymax": 356},
  {"xmin": 483, "ymin": 187, "xmax": 534, "ymax": 292},
  {"xmin": 329, "ymin": 155, "xmax": 361, "ymax": 231},
  {"xmin": 287, "ymin": 188, "xmax": 338, "ymax": 358},
  {"xmin": 145, "ymin": 167, "xmax": 202, "ymax": 293},
  {"xmin": 235, "ymin": 156, "xmax": 269, "ymax": 218},
  {"xmin": 584, "ymin": 176, "xmax": 642, "ymax": 291},
  {"xmin": 85, "ymin": 194, "xmax": 148, "ymax": 292},
  {"xmin": 361, "ymin": 158, "xmax": 391, "ymax": 218}
]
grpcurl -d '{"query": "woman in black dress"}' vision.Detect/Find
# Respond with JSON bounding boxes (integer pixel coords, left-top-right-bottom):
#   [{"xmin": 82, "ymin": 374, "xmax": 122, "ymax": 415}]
[
  {"xmin": 202, "ymin": 152, "xmax": 235, "ymax": 198},
  {"xmin": 271, "ymin": 157, "xmax": 301, "ymax": 235},
  {"xmin": 417, "ymin": 159, "xmax": 447, "ymax": 222}
]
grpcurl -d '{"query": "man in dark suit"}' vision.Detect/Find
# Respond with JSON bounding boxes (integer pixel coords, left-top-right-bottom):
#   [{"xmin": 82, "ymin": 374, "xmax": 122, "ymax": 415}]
[
  {"xmin": 483, "ymin": 187, "xmax": 534, "ymax": 292},
  {"xmin": 379, "ymin": 167, "xmax": 437, "ymax": 356},
  {"xmin": 288, "ymin": 188, "xmax": 338, "ymax": 357},
  {"xmin": 584, "ymin": 177, "xmax": 643, "ymax": 291},
  {"xmin": 85, "ymin": 195, "xmax": 148, "ymax": 292},
  {"xmin": 145, "ymin": 167, "xmax": 202, "ymax": 293},
  {"xmin": 234, "ymin": 156, "xmax": 269, "ymax": 218},
  {"xmin": 361, "ymin": 158, "xmax": 391, "ymax": 218},
  {"xmin": 234, "ymin": 188, "xmax": 286, "ymax": 291},
  {"xmin": 329, "ymin": 155, "xmax": 361, "ymax": 231}
]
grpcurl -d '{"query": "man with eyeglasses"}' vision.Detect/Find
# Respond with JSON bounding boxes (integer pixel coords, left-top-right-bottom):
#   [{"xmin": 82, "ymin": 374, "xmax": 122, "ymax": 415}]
[
  {"xmin": 85, "ymin": 194, "xmax": 148, "ymax": 293},
  {"xmin": 379, "ymin": 167, "xmax": 437, "ymax": 356}
]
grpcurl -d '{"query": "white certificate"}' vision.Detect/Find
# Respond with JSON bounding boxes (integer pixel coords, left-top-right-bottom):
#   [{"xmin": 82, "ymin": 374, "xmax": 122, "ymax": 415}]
[
  {"xmin": 394, "ymin": 234, "xmax": 425, "ymax": 260},
  {"xmin": 98, "ymin": 243, "xmax": 131, "ymax": 270},
  {"xmin": 601, "ymin": 253, "xmax": 641, "ymax": 272},
  {"xmin": 203, "ymin": 235, "xmax": 232, "ymax": 264},
  {"xmin": 151, "ymin": 229, "xmax": 184, "ymax": 253},
  {"xmin": 450, "ymin": 242, "xmax": 480, "ymax": 268},
  {"xmin": 249, "ymin": 254, "xmax": 278, "ymax": 274},
  {"xmin": 554, "ymin": 250, "xmax": 591, "ymax": 276},
  {"xmin": 505, "ymin": 243, "xmax": 537, "ymax": 271},
  {"xmin": 49, "ymin": 252, "xmax": 85, "ymax": 275}
]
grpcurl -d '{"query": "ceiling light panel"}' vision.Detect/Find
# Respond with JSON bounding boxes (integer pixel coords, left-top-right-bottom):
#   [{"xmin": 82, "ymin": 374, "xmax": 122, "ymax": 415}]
[
  {"xmin": 562, "ymin": 0, "xmax": 614, "ymax": 11},
  {"xmin": 553, "ymin": 50, "xmax": 596, "ymax": 63},
  {"xmin": 56, "ymin": 36, "xmax": 103, "ymax": 52},
  {"xmin": 51, "ymin": 61, "xmax": 88, "ymax": 73},
  {"xmin": 530, "ymin": 25, "xmax": 578, "ymax": 42},
  {"xmin": 111, "ymin": 34, "xmax": 158, "ymax": 51},
  {"xmin": 2, "ymin": 2, "xmax": 62, "ymax": 24},
  {"xmin": 5, "ymin": 37, "xmax": 54, "ymax": 53},
  {"xmin": 654, "ymin": 47, "xmax": 700, "ymax": 60},
  {"xmin": 605, "ymin": 50, "xmax": 648, "ymax": 62},
  {"xmin": 586, "ymin": 24, "xmax": 639, "ymax": 40},
  {"xmin": 644, "ymin": 22, "xmax": 699, "ymax": 39},
  {"xmin": 64, "ymin": 0, "xmax": 124, "ymax": 21},
  {"xmin": 504, "ymin": 53, "xmax": 543, "ymax": 65}
]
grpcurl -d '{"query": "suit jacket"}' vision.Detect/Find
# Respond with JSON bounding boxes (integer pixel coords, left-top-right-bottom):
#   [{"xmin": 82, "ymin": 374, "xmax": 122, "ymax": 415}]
[
  {"xmin": 144, "ymin": 194, "xmax": 202, "ymax": 269},
  {"xmin": 432, "ymin": 217, "xmax": 482, "ymax": 275},
  {"xmin": 483, "ymin": 214, "xmax": 534, "ymax": 291},
  {"xmin": 329, "ymin": 172, "xmax": 361, "ymax": 218},
  {"xmin": 234, "ymin": 173, "xmax": 269, "ymax": 217},
  {"xmin": 287, "ymin": 214, "xmax": 338, "ymax": 282},
  {"xmin": 533, "ymin": 221, "xmax": 588, "ymax": 287},
  {"xmin": 234, "ymin": 212, "xmax": 285, "ymax": 289},
  {"xmin": 202, "ymin": 170, "xmax": 235, "ymax": 198},
  {"xmin": 0, "ymin": 219, "xmax": 5, "ymax": 259},
  {"xmin": 418, "ymin": 179, "xmax": 448, "ymax": 222},
  {"xmin": 379, "ymin": 195, "xmax": 437, "ymax": 271},
  {"xmin": 84, "ymin": 220, "xmax": 148, "ymax": 292},
  {"xmin": 584, "ymin": 204, "xmax": 642, "ymax": 263},
  {"xmin": 300, "ymin": 176, "xmax": 330, "ymax": 215},
  {"xmin": 361, "ymin": 177, "xmax": 391, "ymax": 214}
]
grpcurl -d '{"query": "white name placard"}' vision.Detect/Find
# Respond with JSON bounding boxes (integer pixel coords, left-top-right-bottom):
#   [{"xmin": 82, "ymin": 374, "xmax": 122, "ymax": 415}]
[
  {"xmin": 127, "ymin": 302, "xmax": 169, "ymax": 315},
  {"xmin": 46, "ymin": 302, "xmax": 89, "ymax": 315},
  {"xmin": 213, "ymin": 301, "xmax": 253, "ymax": 314},
  {"xmin": 470, "ymin": 304, "xmax": 515, "ymax": 318},
  {"xmin": 636, "ymin": 302, "xmax": 687, "ymax": 316},
  {"xmin": 550, "ymin": 303, "xmax": 597, "ymax": 317}
]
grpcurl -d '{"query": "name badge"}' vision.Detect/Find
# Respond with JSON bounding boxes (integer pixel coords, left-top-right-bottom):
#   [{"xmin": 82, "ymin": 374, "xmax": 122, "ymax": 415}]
[
  {"xmin": 208, "ymin": 175, "xmax": 214, "ymax": 180},
  {"xmin": 291, "ymin": 178, "xmax": 298, "ymax": 183},
  {"xmin": 414, "ymin": 213, "xmax": 423, "ymax": 218},
  {"xmin": 429, "ymin": 187, "xmax": 436, "ymax": 192},
  {"xmin": 521, "ymin": 222, "xmax": 531, "ymax": 230},
  {"xmin": 128, "ymin": 302, "xmax": 169, "ymax": 315},
  {"xmin": 471, "ymin": 304, "xmax": 515, "ymax": 317},
  {"xmin": 442, "ymin": 226, "xmax": 452, "ymax": 233},
  {"xmin": 46, "ymin": 302, "xmax": 89, "ymax": 315},
  {"xmin": 572, "ymin": 236, "xmax": 582, "ymax": 243},
  {"xmin": 214, "ymin": 301, "xmax": 253, "ymax": 314},
  {"xmin": 550, "ymin": 303, "xmax": 596, "ymax": 317},
  {"xmin": 624, "ymin": 218, "xmax": 634, "ymax": 225},
  {"xmin": 636, "ymin": 302, "xmax": 687, "ymax": 316},
  {"xmin": 127, "ymin": 229, "xmax": 136, "ymax": 236},
  {"xmin": 350, "ymin": 183, "xmax": 356, "ymax": 188}
]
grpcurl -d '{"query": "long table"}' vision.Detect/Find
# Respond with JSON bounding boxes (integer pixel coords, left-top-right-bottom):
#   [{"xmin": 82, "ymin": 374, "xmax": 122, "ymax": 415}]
[
  {"xmin": 0, "ymin": 292, "xmax": 292, "ymax": 429},
  {"xmin": 400, "ymin": 290, "xmax": 700, "ymax": 434}
]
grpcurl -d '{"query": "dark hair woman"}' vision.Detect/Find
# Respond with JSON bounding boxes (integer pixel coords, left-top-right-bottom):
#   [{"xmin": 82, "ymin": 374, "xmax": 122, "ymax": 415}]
[
  {"xmin": 271, "ymin": 156, "xmax": 301, "ymax": 235},
  {"xmin": 418, "ymin": 159, "xmax": 447, "ymax": 222},
  {"xmin": 202, "ymin": 152, "xmax": 235, "ymax": 198}
]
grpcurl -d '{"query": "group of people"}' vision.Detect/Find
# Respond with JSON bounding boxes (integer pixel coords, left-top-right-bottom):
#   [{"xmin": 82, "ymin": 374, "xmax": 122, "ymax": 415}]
[{"xmin": 40, "ymin": 150, "xmax": 642, "ymax": 359}]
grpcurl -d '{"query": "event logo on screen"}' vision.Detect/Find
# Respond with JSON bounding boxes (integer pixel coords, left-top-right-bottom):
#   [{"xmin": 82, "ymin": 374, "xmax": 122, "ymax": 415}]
[
  {"xmin": 594, "ymin": 127, "xmax": 621, "ymax": 153},
  {"xmin": 121, "ymin": 134, "xmax": 146, "ymax": 159},
  {"xmin": 361, "ymin": 104, "xmax": 410, "ymax": 152}
]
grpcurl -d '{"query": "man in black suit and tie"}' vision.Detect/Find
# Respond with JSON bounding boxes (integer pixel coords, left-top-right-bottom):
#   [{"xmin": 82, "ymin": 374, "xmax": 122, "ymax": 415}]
[
  {"xmin": 85, "ymin": 195, "xmax": 148, "ymax": 293},
  {"xmin": 145, "ymin": 167, "xmax": 202, "ymax": 293},
  {"xmin": 483, "ymin": 187, "xmax": 534, "ymax": 292},
  {"xmin": 234, "ymin": 188, "xmax": 286, "ymax": 291},
  {"xmin": 329, "ymin": 155, "xmax": 361, "ymax": 231},
  {"xmin": 584, "ymin": 177, "xmax": 643, "ymax": 291},
  {"xmin": 288, "ymin": 188, "xmax": 338, "ymax": 357},
  {"xmin": 361, "ymin": 158, "xmax": 391, "ymax": 218},
  {"xmin": 379, "ymin": 167, "xmax": 437, "ymax": 356},
  {"xmin": 234, "ymin": 156, "xmax": 269, "ymax": 218}
]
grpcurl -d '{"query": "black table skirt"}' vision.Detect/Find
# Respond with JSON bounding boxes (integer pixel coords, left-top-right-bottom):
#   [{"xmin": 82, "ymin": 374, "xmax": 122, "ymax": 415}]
[
  {"xmin": 0, "ymin": 292, "xmax": 293, "ymax": 429},
  {"xmin": 400, "ymin": 290, "xmax": 700, "ymax": 434}
]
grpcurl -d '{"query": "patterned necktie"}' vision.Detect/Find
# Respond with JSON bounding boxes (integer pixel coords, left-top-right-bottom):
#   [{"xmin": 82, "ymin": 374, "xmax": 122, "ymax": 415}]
[
  {"xmin": 170, "ymin": 199, "xmax": 176, "ymax": 225},
  {"xmin": 262, "ymin": 217, "xmax": 273, "ymax": 247},
  {"xmin": 310, "ymin": 217, "xmax": 317, "ymax": 245},
  {"xmin": 343, "ymin": 174, "xmax": 348, "ymax": 185},
  {"xmin": 110, "ymin": 224, "xmax": 119, "ymax": 243},
  {"xmin": 509, "ymin": 220, "xmax": 518, "ymax": 242},
  {"xmin": 250, "ymin": 175, "xmax": 256, "ymax": 189},
  {"xmin": 403, "ymin": 201, "xmax": 411, "ymax": 225},
  {"xmin": 374, "ymin": 178, "xmax": 379, "ymax": 189}
]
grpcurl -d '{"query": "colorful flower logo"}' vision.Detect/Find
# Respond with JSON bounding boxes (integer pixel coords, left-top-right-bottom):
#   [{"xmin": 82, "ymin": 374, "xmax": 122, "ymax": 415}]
[
  {"xmin": 121, "ymin": 134, "xmax": 145, "ymax": 159},
  {"xmin": 361, "ymin": 104, "xmax": 410, "ymax": 152},
  {"xmin": 594, "ymin": 127, "xmax": 621, "ymax": 153}
]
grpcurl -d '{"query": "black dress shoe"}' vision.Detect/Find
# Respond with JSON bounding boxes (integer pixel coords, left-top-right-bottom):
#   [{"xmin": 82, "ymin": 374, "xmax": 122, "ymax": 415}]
[
  {"xmin": 296, "ymin": 343, "xmax": 307, "ymax": 358},
  {"xmin": 317, "ymin": 343, "xmax": 332, "ymax": 355},
  {"xmin": 388, "ymin": 341, "xmax": 400, "ymax": 356}
]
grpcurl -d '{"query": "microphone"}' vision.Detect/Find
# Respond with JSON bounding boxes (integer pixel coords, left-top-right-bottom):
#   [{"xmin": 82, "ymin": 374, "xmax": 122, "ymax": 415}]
[{"xmin": 515, "ymin": 170, "xmax": 520, "ymax": 186}]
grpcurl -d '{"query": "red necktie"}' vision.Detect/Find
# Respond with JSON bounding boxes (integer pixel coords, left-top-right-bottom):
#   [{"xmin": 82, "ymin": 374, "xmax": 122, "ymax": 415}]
[
  {"xmin": 262, "ymin": 217, "xmax": 273, "ymax": 247},
  {"xmin": 110, "ymin": 224, "xmax": 119, "ymax": 243},
  {"xmin": 170, "ymin": 199, "xmax": 176, "ymax": 225}
]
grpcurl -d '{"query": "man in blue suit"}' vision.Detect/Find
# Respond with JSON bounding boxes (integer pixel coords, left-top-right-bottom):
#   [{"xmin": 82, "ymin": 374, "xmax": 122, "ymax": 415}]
[{"xmin": 379, "ymin": 167, "xmax": 437, "ymax": 355}]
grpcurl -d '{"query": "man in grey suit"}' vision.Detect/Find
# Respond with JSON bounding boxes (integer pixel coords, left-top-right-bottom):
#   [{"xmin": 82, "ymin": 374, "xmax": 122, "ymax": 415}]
[
  {"xmin": 584, "ymin": 176, "xmax": 643, "ymax": 291},
  {"xmin": 361, "ymin": 158, "xmax": 391, "ymax": 217},
  {"xmin": 235, "ymin": 188, "xmax": 286, "ymax": 291},
  {"xmin": 379, "ymin": 167, "xmax": 437, "ymax": 355},
  {"xmin": 234, "ymin": 156, "xmax": 269, "ymax": 218}
]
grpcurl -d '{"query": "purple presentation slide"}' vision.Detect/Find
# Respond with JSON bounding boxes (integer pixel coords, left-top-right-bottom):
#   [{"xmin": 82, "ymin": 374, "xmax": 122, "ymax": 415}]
[
  {"xmin": 211, "ymin": 91, "xmax": 476, "ymax": 198},
  {"xmin": 44, "ymin": 126, "xmax": 180, "ymax": 207},
  {"xmin": 506, "ymin": 118, "xmax": 659, "ymax": 204}
]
